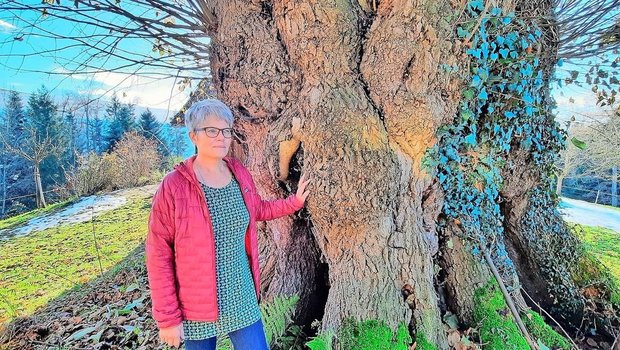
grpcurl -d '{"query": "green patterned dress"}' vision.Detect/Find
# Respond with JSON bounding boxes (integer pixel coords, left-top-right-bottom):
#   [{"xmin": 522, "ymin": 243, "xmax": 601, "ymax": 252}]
[{"xmin": 183, "ymin": 177, "xmax": 262, "ymax": 340}]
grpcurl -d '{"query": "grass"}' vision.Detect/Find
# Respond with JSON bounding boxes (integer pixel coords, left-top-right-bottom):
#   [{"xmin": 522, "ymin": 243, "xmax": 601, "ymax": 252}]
[
  {"xmin": 0, "ymin": 199, "xmax": 75, "ymax": 231},
  {"xmin": 573, "ymin": 224, "xmax": 620, "ymax": 281},
  {"xmin": 0, "ymin": 197, "xmax": 151, "ymax": 324}
]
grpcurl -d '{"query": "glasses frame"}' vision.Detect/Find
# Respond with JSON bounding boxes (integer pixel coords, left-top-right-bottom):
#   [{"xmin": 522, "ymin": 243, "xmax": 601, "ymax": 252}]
[{"xmin": 193, "ymin": 126, "xmax": 235, "ymax": 139}]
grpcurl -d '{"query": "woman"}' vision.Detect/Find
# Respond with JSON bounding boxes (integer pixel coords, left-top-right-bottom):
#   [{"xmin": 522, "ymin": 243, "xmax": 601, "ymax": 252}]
[{"xmin": 146, "ymin": 99, "xmax": 310, "ymax": 350}]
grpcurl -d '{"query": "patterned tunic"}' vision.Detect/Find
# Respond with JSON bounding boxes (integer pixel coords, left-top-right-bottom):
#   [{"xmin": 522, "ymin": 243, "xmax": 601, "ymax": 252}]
[{"xmin": 183, "ymin": 177, "xmax": 261, "ymax": 340}]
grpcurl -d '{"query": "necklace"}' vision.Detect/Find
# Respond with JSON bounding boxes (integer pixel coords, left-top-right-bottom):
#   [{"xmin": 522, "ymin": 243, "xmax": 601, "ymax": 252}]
[{"xmin": 194, "ymin": 161, "xmax": 230, "ymax": 188}]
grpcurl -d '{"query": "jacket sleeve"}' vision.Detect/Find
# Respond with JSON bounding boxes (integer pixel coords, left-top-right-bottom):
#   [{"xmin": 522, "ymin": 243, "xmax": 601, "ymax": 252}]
[
  {"xmin": 145, "ymin": 179, "xmax": 183, "ymax": 329},
  {"xmin": 247, "ymin": 172, "xmax": 305, "ymax": 222}
]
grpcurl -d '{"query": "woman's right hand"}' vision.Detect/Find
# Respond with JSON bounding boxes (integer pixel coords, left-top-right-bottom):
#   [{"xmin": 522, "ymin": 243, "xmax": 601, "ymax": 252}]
[{"xmin": 159, "ymin": 323, "xmax": 184, "ymax": 348}]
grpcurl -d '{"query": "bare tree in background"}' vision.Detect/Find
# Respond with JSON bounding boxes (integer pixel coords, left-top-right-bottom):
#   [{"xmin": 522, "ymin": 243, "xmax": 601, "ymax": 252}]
[
  {"xmin": 569, "ymin": 109, "xmax": 620, "ymax": 205},
  {"xmin": 0, "ymin": 126, "xmax": 64, "ymax": 208}
]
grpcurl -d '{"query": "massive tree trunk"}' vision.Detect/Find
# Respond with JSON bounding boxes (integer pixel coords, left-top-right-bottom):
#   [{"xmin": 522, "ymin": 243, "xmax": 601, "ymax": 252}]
[{"xmin": 181, "ymin": 0, "xmax": 616, "ymax": 346}]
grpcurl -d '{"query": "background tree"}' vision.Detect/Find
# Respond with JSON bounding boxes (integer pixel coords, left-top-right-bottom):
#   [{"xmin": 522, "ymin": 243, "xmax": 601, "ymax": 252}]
[
  {"xmin": 105, "ymin": 95, "xmax": 135, "ymax": 151},
  {"xmin": 25, "ymin": 86, "xmax": 69, "ymax": 192},
  {"xmin": 109, "ymin": 131, "xmax": 162, "ymax": 188},
  {"xmin": 556, "ymin": 122, "xmax": 591, "ymax": 197},
  {"xmin": 90, "ymin": 115, "xmax": 107, "ymax": 154},
  {"xmin": 1, "ymin": 0, "xmax": 620, "ymax": 347},
  {"xmin": 1, "ymin": 125, "xmax": 64, "ymax": 208},
  {"xmin": 138, "ymin": 108, "xmax": 169, "ymax": 157},
  {"xmin": 167, "ymin": 124, "xmax": 188, "ymax": 157},
  {"xmin": 0, "ymin": 90, "xmax": 30, "ymax": 216},
  {"xmin": 562, "ymin": 109, "xmax": 620, "ymax": 205}
]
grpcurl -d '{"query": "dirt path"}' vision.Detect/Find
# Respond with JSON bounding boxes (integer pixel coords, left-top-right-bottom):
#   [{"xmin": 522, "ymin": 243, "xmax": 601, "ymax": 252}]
[{"xmin": 559, "ymin": 197, "xmax": 620, "ymax": 233}]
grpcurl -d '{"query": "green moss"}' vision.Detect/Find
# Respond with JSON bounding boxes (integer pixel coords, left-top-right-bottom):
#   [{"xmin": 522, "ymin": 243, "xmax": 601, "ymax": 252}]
[
  {"xmin": 473, "ymin": 281, "xmax": 530, "ymax": 350},
  {"xmin": 337, "ymin": 319, "xmax": 411, "ymax": 350},
  {"xmin": 415, "ymin": 332, "xmax": 438, "ymax": 350},
  {"xmin": 305, "ymin": 331, "xmax": 334, "ymax": 350},
  {"xmin": 523, "ymin": 311, "xmax": 571, "ymax": 350},
  {"xmin": 307, "ymin": 319, "xmax": 412, "ymax": 350}
]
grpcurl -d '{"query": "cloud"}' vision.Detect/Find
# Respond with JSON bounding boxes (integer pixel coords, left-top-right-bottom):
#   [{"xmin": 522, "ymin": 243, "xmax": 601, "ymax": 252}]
[
  {"xmin": 53, "ymin": 67, "xmax": 88, "ymax": 80},
  {"xmin": 0, "ymin": 19, "xmax": 16, "ymax": 31},
  {"xmin": 555, "ymin": 94, "xmax": 587, "ymax": 108},
  {"xmin": 71, "ymin": 71, "xmax": 190, "ymax": 113}
]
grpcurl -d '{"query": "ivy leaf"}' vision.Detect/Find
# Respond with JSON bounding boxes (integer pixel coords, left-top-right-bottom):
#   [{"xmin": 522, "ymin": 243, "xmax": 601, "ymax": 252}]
[
  {"xmin": 457, "ymin": 27, "xmax": 469, "ymax": 38},
  {"xmin": 570, "ymin": 137, "xmax": 586, "ymax": 150},
  {"xmin": 534, "ymin": 28, "xmax": 542, "ymax": 38},
  {"xmin": 465, "ymin": 133, "xmax": 477, "ymax": 146},
  {"xmin": 463, "ymin": 89, "xmax": 475, "ymax": 101},
  {"xmin": 468, "ymin": 0, "xmax": 484, "ymax": 11},
  {"xmin": 471, "ymin": 75, "xmax": 482, "ymax": 87}
]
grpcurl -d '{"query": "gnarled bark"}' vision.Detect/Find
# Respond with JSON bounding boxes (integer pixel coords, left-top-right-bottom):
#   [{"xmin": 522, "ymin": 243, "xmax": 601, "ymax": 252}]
[{"xmin": 181, "ymin": 0, "xmax": 612, "ymax": 347}]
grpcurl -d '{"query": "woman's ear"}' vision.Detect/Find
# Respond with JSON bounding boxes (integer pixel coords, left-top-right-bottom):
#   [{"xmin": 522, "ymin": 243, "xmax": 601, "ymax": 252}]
[{"xmin": 188, "ymin": 130, "xmax": 197, "ymax": 145}]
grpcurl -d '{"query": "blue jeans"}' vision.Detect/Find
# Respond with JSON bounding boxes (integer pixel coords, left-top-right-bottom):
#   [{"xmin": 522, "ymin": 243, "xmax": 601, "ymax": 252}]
[{"xmin": 184, "ymin": 318, "xmax": 269, "ymax": 350}]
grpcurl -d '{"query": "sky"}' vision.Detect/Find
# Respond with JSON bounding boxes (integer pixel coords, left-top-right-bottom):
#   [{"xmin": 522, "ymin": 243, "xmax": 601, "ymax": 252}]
[
  {"xmin": 0, "ymin": 1, "xmax": 617, "ymax": 126},
  {"xmin": 0, "ymin": 1, "xmax": 199, "ymax": 123}
]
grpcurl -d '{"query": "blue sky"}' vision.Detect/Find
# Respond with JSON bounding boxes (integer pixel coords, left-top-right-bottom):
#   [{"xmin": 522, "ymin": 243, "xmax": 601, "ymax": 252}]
[
  {"xmin": 0, "ymin": 2, "xmax": 616, "ymax": 126},
  {"xmin": 0, "ymin": 1, "xmax": 198, "ymax": 123}
]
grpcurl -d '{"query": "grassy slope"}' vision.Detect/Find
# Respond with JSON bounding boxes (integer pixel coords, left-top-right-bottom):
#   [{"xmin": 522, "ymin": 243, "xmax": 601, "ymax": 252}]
[
  {"xmin": 0, "ymin": 196, "xmax": 151, "ymax": 324},
  {"xmin": 575, "ymin": 224, "xmax": 620, "ymax": 281}
]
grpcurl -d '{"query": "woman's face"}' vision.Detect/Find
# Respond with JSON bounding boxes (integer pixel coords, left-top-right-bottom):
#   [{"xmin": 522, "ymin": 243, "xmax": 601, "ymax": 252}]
[{"xmin": 189, "ymin": 115, "xmax": 233, "ymax": 160}]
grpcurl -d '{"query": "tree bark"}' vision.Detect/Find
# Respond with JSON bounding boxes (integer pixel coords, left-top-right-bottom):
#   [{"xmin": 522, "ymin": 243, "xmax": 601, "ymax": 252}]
[
  {"xmin": 33, "ymin": 163, "xmax": 46, "ymax": 208},
  {"xmin": 193, "ymin": 0, "xmax": 613, "ymax": 346},
  {"xmin": 1, "ymin": 155, "xmax": 6, "ymax": 216},
  {"xmin": 612, "ymin": 166, "xmax": 618, "ymax": 207}
]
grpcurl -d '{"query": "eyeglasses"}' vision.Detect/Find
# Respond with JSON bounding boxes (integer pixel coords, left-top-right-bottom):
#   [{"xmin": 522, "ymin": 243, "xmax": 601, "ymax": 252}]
[{"xmin": 193, "ymin": 127, "xmax": 235, "ymax": 138}]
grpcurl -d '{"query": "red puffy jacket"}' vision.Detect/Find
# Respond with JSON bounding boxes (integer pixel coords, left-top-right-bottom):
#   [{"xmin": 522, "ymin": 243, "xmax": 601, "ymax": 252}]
[{"xmin": 146, "ymin": 155, "xmax": 304, "ymax": 328}]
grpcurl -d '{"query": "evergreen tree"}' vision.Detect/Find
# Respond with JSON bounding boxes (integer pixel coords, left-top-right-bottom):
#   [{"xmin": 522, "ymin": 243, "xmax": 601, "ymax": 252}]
[
  {"xmin": 91, "ymin": 116, "xmax": 106, "ymax": 154},
  {"xmin": 168, "ymin": 124, "xmax": 188, "ymax": 157},
  {"xmin": 25, "ymin": 86, "xmax": 68, "ymax": 190},
  {"xmin": 1, "ymin": 91, "xmax": 32, "ymax": 216},
  {"xmin": 138, "ymin": 108, "xmax": 159, "ymax": 139},
  {"xmin": 139, "ymin": 109, "xmax": 169, "ymax": 157},
  {"xmin": 5, "ymin": 90, "xmax": 26, "ymax": 140},
  {"xmin": 105, "ymin": 95, "xmax": 135, "ymax": 150}
]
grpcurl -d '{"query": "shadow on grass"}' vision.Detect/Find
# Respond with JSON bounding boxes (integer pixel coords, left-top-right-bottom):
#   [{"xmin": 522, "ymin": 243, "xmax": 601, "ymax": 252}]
[{"xmin": 0, "ymin": 243, "xmax": 166, "ymax": 350}]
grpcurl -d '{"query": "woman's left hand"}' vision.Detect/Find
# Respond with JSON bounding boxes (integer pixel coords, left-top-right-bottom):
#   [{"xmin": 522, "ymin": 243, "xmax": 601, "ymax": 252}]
[{"xmin": 295, "ymin": 173, "xmax": 311, "ymax": 204}]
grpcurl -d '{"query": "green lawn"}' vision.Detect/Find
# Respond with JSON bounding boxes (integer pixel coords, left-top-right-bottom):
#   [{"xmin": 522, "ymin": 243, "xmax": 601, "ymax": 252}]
[
  {"xmin": 0, "ymin": 197, "xmax": 151, "ymax": 324},
  {"xmin": 574, "ymin": 224, "xmax": 620, "ymax": 281}
]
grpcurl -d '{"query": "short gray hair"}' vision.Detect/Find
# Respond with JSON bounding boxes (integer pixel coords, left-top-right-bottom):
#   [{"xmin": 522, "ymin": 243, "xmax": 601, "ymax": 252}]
[{"xmin": 184, "ymin": 99, "xmax": 234, "ymax": 131}]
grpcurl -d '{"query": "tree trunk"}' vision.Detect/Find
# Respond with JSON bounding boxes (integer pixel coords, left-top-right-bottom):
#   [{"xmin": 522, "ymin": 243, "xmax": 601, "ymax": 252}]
[
  {"xmin": 33, "ymin": 163, "xmax": 46, "ymax": 208},
  {"xmin": 189, "ymin": 0, "xmax": 614, "ymax": 346},
  {"xmin": 612, "ymin": 166, "xmax": 618, "ymax": 207},
  {"xmin": 1, "ymin": 156, "xmax": 6, "ymax": 216}
]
